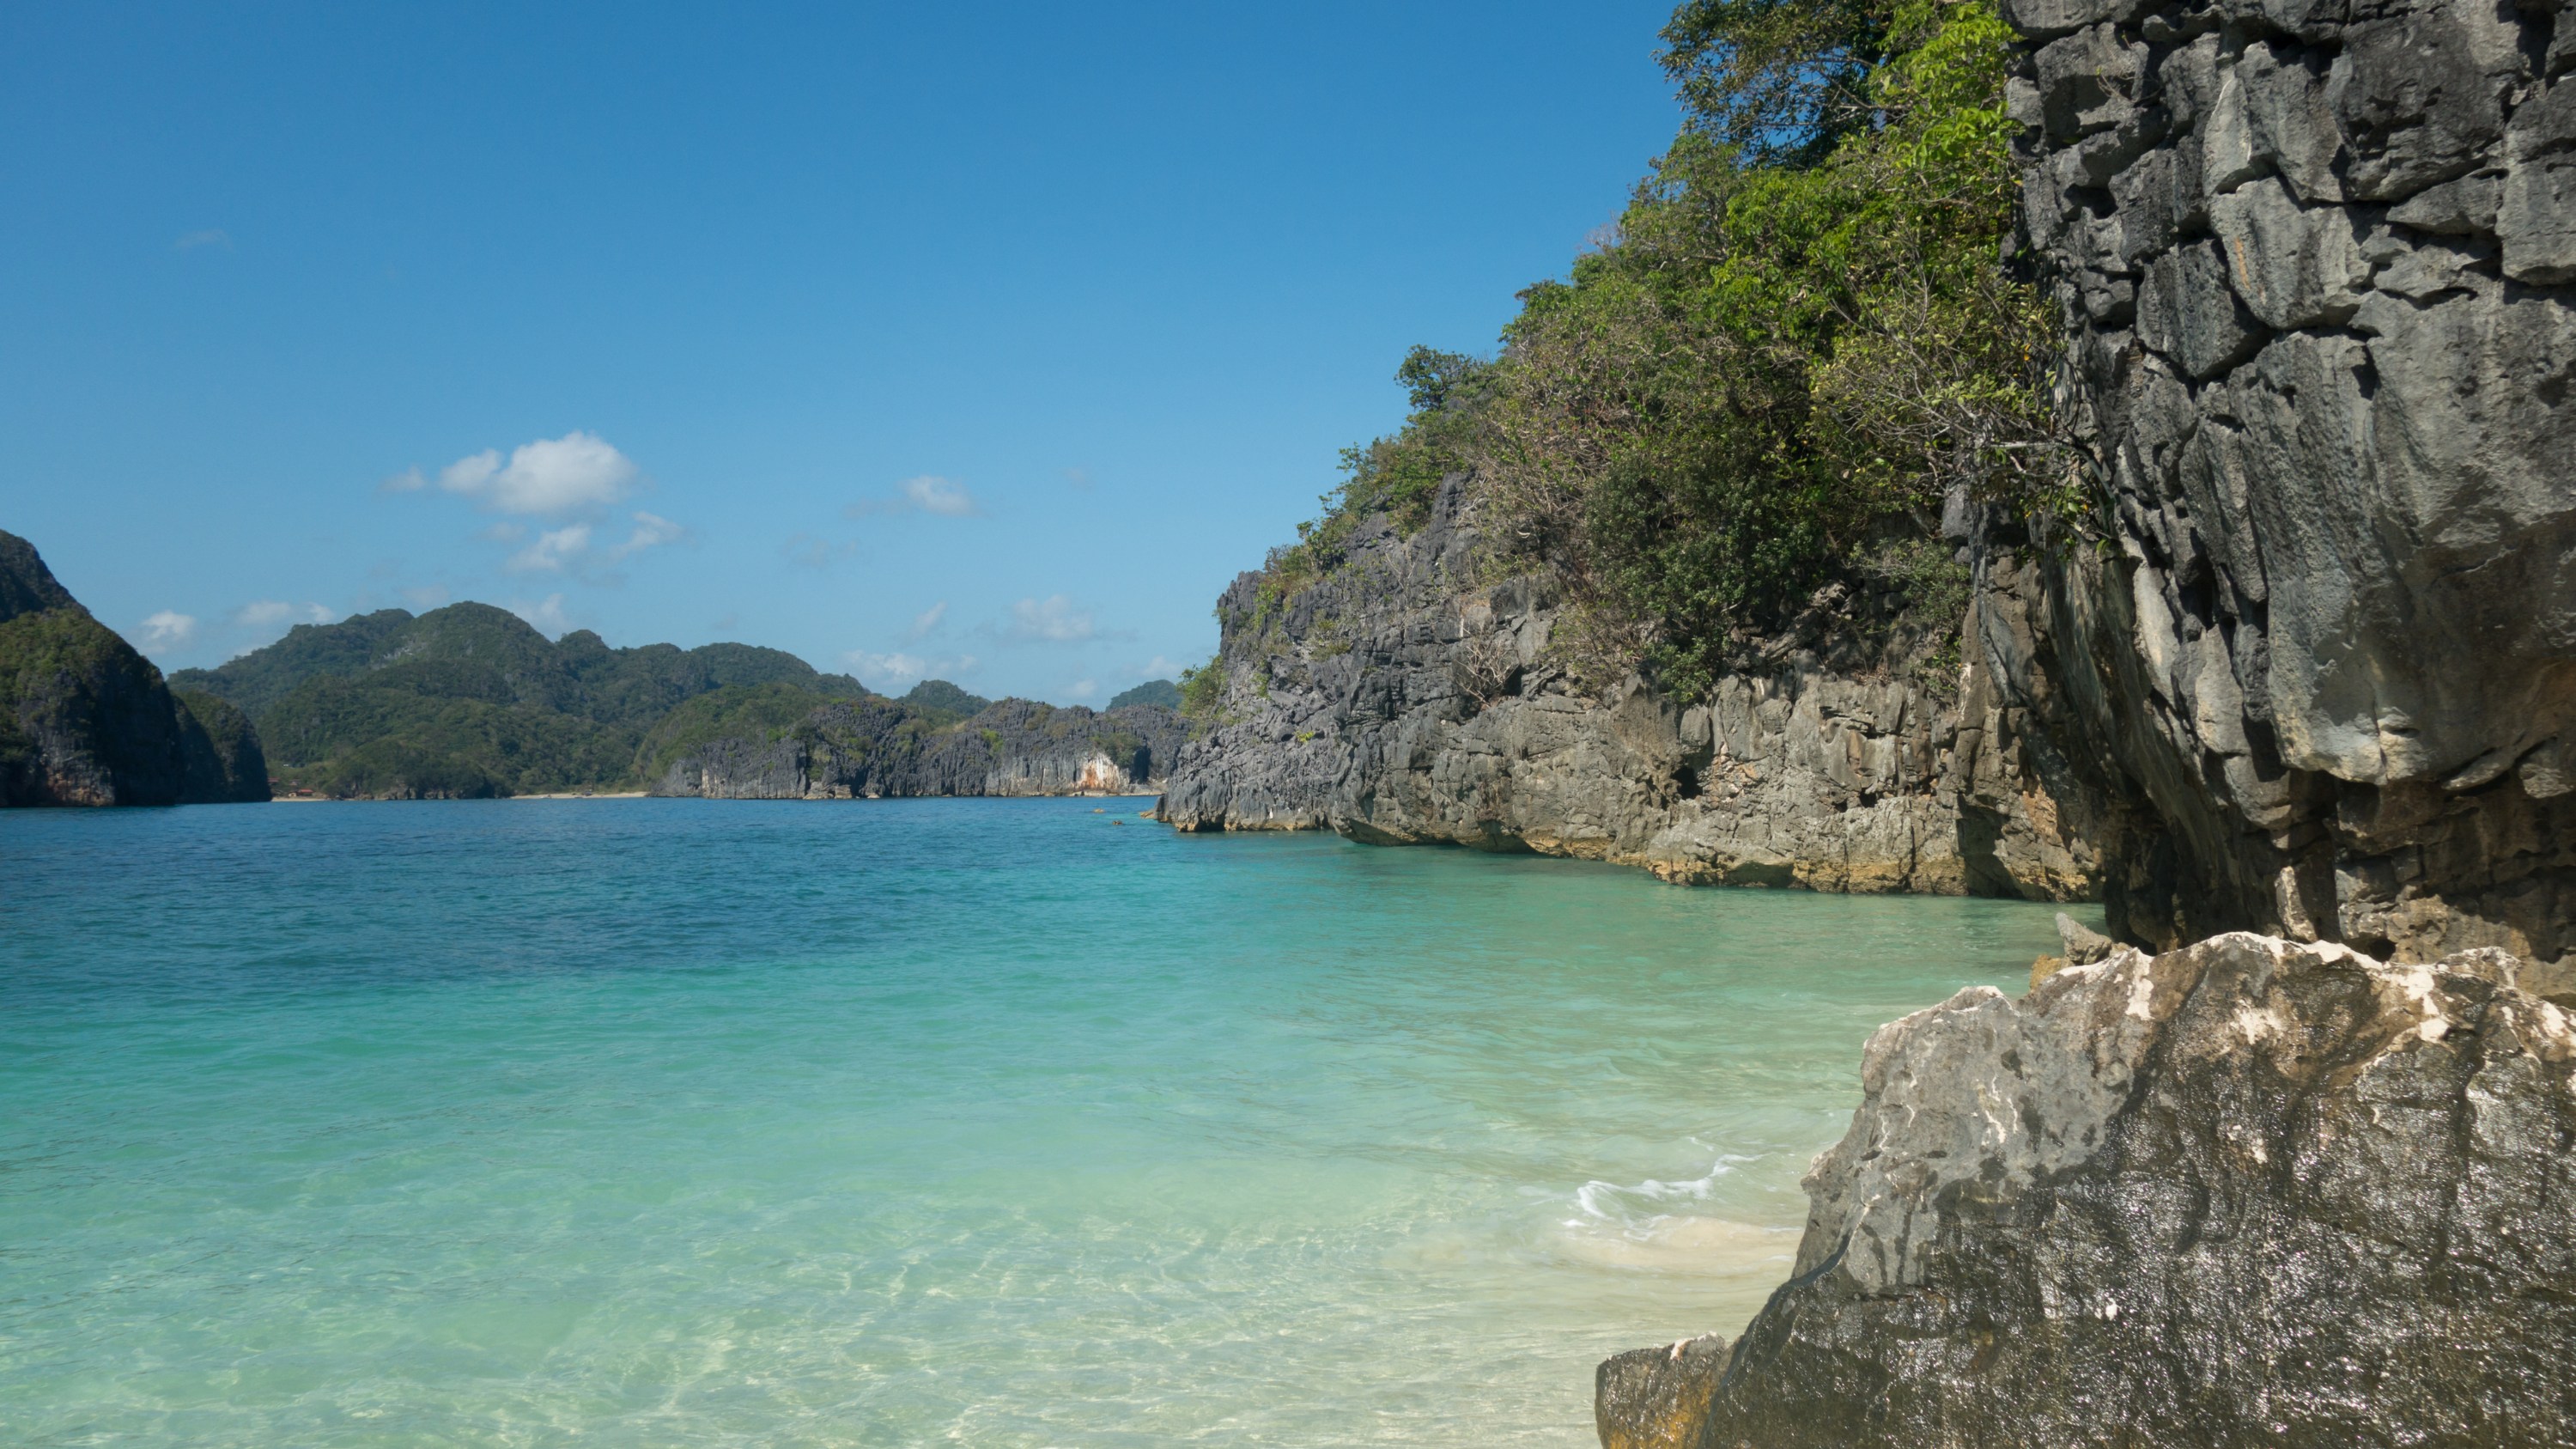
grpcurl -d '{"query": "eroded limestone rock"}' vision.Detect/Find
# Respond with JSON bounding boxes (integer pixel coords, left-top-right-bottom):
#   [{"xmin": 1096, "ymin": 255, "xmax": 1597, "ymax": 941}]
[
  {"xmin": 1601, "ymin": 934, "xmax": 2576, "ymax": 1447},
  {"xmin": 1157, "ymin": 478, "xmax": 2096, "ymax": 900},
  {"xmin": 1998, "ymin": 0, "xmax": 2576, "ymax": 970}
]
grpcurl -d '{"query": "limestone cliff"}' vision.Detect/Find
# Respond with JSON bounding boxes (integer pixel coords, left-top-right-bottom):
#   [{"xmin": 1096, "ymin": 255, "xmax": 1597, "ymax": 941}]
[
  {"xmin": 0, "ymin": 530, "xmax": 270, "ymax": 807},
  {"xmin": 1159, "ymin": 478, "xmax": 2097, "ymax": 899},
  {"xmin": 651, "ymin": 697, "xmax": 1185, "ymax": 800},
  {"xmin": 1585, "ymin": 0, "xmax": 2576, "ymax": 1438},
  {"xmin": 1990, "ymin": 0, "xmax": 2576, "ymax": 977}
]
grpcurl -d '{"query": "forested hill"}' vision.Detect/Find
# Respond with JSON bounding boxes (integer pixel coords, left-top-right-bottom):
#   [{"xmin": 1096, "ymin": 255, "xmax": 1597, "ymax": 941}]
[
  {"xmin": 173, "ymin": 601, "xmax": 1187, "ymax": 801},
  {"xmin": 172, "ymin": 602, "xmax": 880, "ymax": 797}
]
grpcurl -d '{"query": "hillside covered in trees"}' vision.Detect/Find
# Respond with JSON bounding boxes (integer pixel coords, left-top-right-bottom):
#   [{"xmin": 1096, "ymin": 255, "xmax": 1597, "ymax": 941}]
[
  {"xmin": 170, "ymin": 603, "xmax": 1122, "ymax": 799},
  {"xmin": 1214, "ymin": 0, "xmax": 2065, "ymax": 704}
]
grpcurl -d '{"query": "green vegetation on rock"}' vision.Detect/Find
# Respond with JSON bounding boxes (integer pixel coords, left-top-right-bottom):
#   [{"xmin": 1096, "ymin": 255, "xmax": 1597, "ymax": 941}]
[
  {"xmin": 1260, "ymin": 0, "xmax": 2065, "ymax": 699},
  {"xmin": 1, "ymin": 529, "xmax": 269, "ymax": 806},
  {"xmin": 1108, "ymin": 679, "xmax": 1182, "ymax": 710},
  {"xmin": 634, "ymin": 680, "xmax": 858, "ymax": 787},
  {"xmin": 897, "ymin": 679, "xmax": 993, "ymax": 727},
  {"xmin": 175, "ymin": 602, "xmax": 866, "ymax": 797}
]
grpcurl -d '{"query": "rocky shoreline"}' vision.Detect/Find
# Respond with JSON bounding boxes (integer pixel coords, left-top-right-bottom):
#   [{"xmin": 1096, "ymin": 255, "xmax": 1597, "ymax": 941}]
[
  {"xmin": 653, "ymin": 696, "xmax": 1188, "ymax": 801},
  {"xmin": 1158, "ymin": 0, "xmax": 2576, "ymax": 1434},
  {"xmin": 1155, "ymin": 477, "xmax": 2098, "ymax": 902}
]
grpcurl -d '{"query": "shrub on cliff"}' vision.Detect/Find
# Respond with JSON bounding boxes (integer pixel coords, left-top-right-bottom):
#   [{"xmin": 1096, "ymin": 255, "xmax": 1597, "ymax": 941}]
[{"xmin": 1267, "ymin": 0, "xmax": 2063, "ymax": 699}]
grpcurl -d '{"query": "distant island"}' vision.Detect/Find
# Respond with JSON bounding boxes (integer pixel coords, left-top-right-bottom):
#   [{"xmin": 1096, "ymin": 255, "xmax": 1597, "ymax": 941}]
[
  {"xmin": 167, "ymin": 601, "xmax": 1185, "ymax": 800},
  {"xmin": 1, "ymin": 526, "xmax": 1184, "ymax": 806}
]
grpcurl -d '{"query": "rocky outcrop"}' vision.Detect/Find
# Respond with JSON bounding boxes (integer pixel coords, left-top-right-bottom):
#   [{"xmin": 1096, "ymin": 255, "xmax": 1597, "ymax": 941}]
[
  {"xmin": 1591, "ymin": 0, "xmax": 2576, "ymax": 1432},
  {"xmin": 0, "ymin": 530, "xmax": 270, "ymax": 807},
  {"xmin": 1159, "ymin": 478, "xmax": 2098, "ymax": 899},
  {"xmin": 173, "ymin": 689, "xmax": 270, "ymax": 804},
  {"xmin": 1996, "ymin": 0, "xmax": 2576, "ymax": 970},
  {"xmin": 1596, "ymin": 932, "xmax": 2576, "ymax": 1446},
  {"xmin": 652, "ymin": 697, "xmax": 1185, "ymax": 800}
]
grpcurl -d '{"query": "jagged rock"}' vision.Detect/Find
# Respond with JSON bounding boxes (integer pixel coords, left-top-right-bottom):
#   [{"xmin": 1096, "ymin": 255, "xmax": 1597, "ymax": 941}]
[
  {"xmin": 2209, "ymin": 177, "xmax": 2370, "ymax": 328},
  {"xmin": 2332, "ymin": 0, "xmax": 2521, "ymax": 202},
  {"xmin": 1595, "ymin": 1336, "xmax": 1727, "ymax": 1449},
  {"xmin": 2137, "ymin": 240, "xmax": 2269, "ymax": 375},
  {"xmin": 1601, "ymin": 933, "xmax": 2576, "ymax": 1447},
  {"xmin": 1984, "ymin": 0, "xmax": 2576, "ymax": 973},
  {"xmin": 173, "ymin": 689, "xmax": 270, "ymax": 804},
  {"xmin": 1157, "ymin": 478, "xmax": 2098, "ymax": 900},
  {"xmin": 0, "ymin": 529, "xmax": 269, "ymax": 807}
]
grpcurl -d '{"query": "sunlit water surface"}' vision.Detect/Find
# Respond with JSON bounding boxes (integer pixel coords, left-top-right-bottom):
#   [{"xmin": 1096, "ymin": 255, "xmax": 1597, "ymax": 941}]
[{"xmin": 1, "ymin": 798, "xmax": 2069, "ymax": 1446}]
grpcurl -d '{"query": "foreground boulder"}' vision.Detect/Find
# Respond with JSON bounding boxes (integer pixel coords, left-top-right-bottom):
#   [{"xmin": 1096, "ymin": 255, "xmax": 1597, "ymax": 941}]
[{"xmin": 1600, "ymin": 933, "xmax": 2576, "ymax": 1447}]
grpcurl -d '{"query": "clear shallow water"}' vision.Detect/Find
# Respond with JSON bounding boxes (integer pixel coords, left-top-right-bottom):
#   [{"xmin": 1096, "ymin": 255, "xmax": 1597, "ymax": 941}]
[{"xmin": 1, "ymin": 799, "xmax": 2069, "ymax": 1446}]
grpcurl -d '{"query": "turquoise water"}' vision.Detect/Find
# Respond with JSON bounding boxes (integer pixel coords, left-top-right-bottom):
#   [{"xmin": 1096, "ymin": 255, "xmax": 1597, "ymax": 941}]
[{"xmin": 2, "ymin": 799, "xmax": 2067, "ymax": 1446}]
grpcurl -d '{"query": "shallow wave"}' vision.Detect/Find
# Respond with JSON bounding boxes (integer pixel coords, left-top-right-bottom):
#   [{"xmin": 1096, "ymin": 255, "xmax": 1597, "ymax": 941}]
[{"xmin": 1558, "ymin": 1155, "xmax": 1798, "ymax": 1279}]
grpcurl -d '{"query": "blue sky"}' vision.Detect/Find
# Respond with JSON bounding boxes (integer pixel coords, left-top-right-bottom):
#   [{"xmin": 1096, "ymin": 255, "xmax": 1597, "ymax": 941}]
[{"xmin": 2, "ymin": 1, "xmax": 1682, "ymax": 703}]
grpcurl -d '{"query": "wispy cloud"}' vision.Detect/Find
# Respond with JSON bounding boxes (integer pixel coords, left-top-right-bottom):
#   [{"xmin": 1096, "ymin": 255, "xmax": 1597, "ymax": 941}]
[
  {"xmin": 1006, "ymin": 594, "xmax": 1095, "ymax": 643},
  {"xmin": 1063, "ymin": 467, "xmax": 1095, "ymax": 491},
  {"xmin": 175, "ymin": 228, "xmax": 232, "ymax": 252},
  {"xmin": 847, "ymin": 475, "xmax": 982, "ymax": 519},
  {"xmin": 841, "ymin": 649, "xmax": 978, "ymax": 693},
  {"xmin": 783, "ymin": 532, "xmax": 856, "ymax": 570},
  {"xmin": 507, "ymin": 523, "xmax": 592, "ymax": 574},
  {"xmin": 604, "ymin": 510, "xmax": 686, "ymax": 563},
  {"xmin": 511, "ymin": 594, "xmax": 573, "ymax": 636},
  {"xmin": 232, "ymin": 600, "xmax": 335, "ymax": 628},
  {"xmin": 138, "ymin": 611, "xmax": 197, "ymax": 649},
  {"xmin": 905, "ymin": 601, "xmax": 948, "ymax": 641},
  {"xmin": 493, "ymin": 511, "xmax": 683, "ymax": 576},
  {"xmin": 1067, "ymin": 678, "xmax": 1099, "ymax": 700}
]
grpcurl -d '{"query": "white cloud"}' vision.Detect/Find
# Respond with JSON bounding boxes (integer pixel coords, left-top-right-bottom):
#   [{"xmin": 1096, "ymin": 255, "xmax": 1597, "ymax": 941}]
[
  {"xmin": 233, "ymin": 600, "xmax": 337, "ymax": 628},
  {"xmin": 905, "ymin": 601, "xmax": 948, "ymax": 641},
  {"xmin": 424, "ymin": 430, "xmax": 637, "ymax": 515},
  {"xmin": 139, "ymin": 611, "xmax": 197, "ymax": 649},
  {"xmin": 841, "ymin": 649, "xmax": 978, "ymax": 694},
  {"xmin": 603, "ymin": 510, "xmax": 686, "ymax": 563},
  {"xmin": 494, "ymin": 511, "xmax": 681, "ymax": 576},
  {"xmin": 1068, "ymin": 679, "xmax": 1099, "ymax": 700},
  {"xmin": 1007, "ymin": 594, "xmax": 1095, "ymax": 642},
  {"xmin": 904, "ymin": 476, "xmax": 978, "ymax": 515},
  {"xmin": 507, "ymin": 523, "xmax": 592, "ymax": 574},
  {"xmin": 1134, "ymin": 654, "xmax": 1183, "ymax": 678},
  {"xmin": 511, "ymin": 594, "xmax": 573, "ymax": 636},
  {"xmin": 847, "ymin": 475, "xmax": 981, "ymax": 518},
  {"xmin": 175, "ymin": 228, "xmax": 232, "ymax": 251}
]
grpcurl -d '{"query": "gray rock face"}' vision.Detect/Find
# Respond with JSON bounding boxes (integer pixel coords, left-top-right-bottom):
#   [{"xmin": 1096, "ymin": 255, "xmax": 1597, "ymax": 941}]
[
  {"xmin": 653, "ymin": 697, "xmax": 1185, "ymax": 801},
  {"xmin": 1999, "ymin": 0, "xmax": 2576, "ymax": 970},
  {"xmin": 1601, "ymin": 933, "xmax": 2576, "ymax": 1447},
  {"xmin": 1158, "ymin": 479, "xmax": 2097, "ymax": 899}
]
